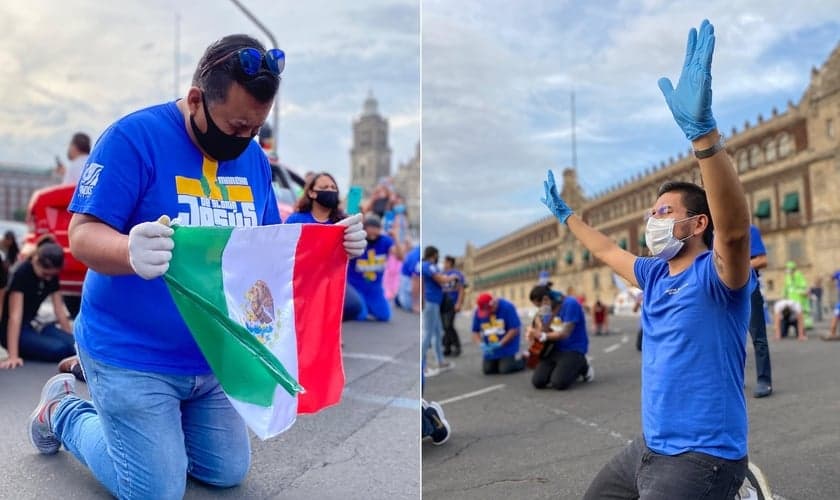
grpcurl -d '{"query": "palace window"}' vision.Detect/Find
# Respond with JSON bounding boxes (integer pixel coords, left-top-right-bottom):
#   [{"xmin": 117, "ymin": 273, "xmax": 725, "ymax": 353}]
[
  {"xmin": 749, "ymin": 145, "xmax": 762, "ymax": 168},
  {"xmin": 754, "ymin": 199, "xmax": 771, "ymax": 219},
  {"xmin": 736, "ymin": 150, "xmax": 749, "ymax": 173},
  {"xmin": 778, "ymin": 133, "xmax": 793, "ymax": 157},
  {"xmin": 763, "ymin": 140, "xmax": 777, "ymax": 162},
  {"xmin": 781, "ymin": 192, "xmax": 799, "ymax": 213}
]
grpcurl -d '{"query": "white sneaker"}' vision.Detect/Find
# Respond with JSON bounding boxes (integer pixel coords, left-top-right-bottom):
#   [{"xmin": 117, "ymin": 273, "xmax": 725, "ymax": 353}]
[
  {"xmin": 0, "ymin": 345, "xmax": 7, "ymax": 361},
  {"xmin": 424, "ymin": 367, "xmax": 440, "ymax": 378},
  {"xmin": 438, "ymin": 361, "xmax": 455, "ymax": 372}
]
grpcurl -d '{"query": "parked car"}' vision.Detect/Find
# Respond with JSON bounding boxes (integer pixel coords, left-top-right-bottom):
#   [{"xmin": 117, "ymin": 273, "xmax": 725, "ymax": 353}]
[
  {"xmin": 270, "ymin": 161, "xmax": 305, "ymax": 221},
  {"xmin": 25, "ymin": 184, "xmax": 85, "ymax": 317}
]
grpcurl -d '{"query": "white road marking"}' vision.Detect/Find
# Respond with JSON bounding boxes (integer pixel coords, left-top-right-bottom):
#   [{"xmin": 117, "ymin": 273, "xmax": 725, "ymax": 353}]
[
  {"xmin": 343, "ymin": 352, "xmax": 402, "ymax": 363},
  {"xmin": 621, "ymin": 335, "xmax": 629, "ymax": 343},
  {"xmin": 604, "ymin": 343, "xmax": 622, "ymax": 353},
  {"xmin": 342, "ymin": 388, "xmax": 419, "ymax": 410},
  {"xmin": 438, "ymin": 384, "xmax": 506, "ymax": 405}
]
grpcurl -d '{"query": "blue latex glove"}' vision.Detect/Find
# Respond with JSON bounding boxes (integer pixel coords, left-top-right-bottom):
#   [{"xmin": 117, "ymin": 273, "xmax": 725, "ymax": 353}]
[
  {"xmin": 657, "ymin": 19, "xmax": 717, "ymax": 141},
  {"xmin": 540, "ymin": 170, "xmax": 573, "ymax": 224},
  {"xmin": 481, "ymin": 342, "xmax": 500, "ymax": 356}
]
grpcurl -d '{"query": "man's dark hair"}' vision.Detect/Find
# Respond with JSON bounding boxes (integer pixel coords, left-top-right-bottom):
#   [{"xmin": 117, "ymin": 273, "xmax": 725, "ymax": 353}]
[
  {"xmin": 71, "ymin": 132, "xmax": 91, "ymax": 154},
  {"xmin": 529, "ymin": 284, "xmax": 563, "ymax": 304},
  {"xmin": 192, "ymin": 34, "xmax": 279, "ymax": 104},
  {"xmin": 423, "ymin": 246, "xmax": 439, "ymax": 261},
  {"xmin": 657, "ymin": 181, "xmax": 714, "ymax": 248},
  {"xmin": 444, "ymin": 255, "xmax": 456, "ymax": 266}
]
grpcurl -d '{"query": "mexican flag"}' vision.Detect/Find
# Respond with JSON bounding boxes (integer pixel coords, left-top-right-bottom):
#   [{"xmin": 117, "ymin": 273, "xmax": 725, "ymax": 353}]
[{"xmin": 163, "ymin": 223, "xmax": 348, "ymax": 439}]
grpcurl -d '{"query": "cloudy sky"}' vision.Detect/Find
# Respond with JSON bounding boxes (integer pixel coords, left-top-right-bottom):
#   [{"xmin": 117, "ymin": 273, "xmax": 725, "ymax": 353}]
[
  {"xmin": 0, "ymin": 0, "xmax": 419, "ymax": 193},
  {"xmin": 422, "ymin": 0, "xmax": 840, "ymax": 258}
]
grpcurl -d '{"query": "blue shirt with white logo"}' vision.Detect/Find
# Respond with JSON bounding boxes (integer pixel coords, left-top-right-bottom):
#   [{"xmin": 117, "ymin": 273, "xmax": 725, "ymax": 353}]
[
  {"xmin": 69, "ymin": 100, "xmax": 280, "ymax": 375},
  {"xmin": 471, "ymin": 298, "xmax": 521, "ymax": 360},
  {"xmin": 635, "ymin": 251, "xmax": 753, "ymax": 459},
  {"xmin": 442, "ymin": 269, "xmax": 465, "ymax": 303}
]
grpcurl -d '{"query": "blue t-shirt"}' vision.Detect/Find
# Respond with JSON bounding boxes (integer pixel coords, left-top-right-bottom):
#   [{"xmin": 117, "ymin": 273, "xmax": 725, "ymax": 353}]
[
  {"xmin": 833, "ymin": 270, "xmax": 840, "ymax": 295},
  {"xmin": 69, "ymin": 101, "xmax": 280, "ymax": 375},
  {"xmin": 472, "ymin": 298, "xmax": 520, "ymax": 360},
  {"xmin": 421, "ymin": 261, "xmax": 444, "ymax": 304},
  {"xmin": 635, "ymin": 251, "xmax": 753, "ymax": 460},
  {"xmin": 401, "ymin": 246, "xmax": 420, "ymax": 277},
  {"xmin": 749, "ymin": 225, "xmax": 766, "ymax": 259},
  {"xmin": 285, "ymin": 211, "xmax": 324, "ymax": 224},
  {"xmin": 347, "ymin": 235, "xmax": 394, "ymax": 295},
  {"xmin": 549, "ymin": 296, "xmax": 588, "ymax": 355},
  {"xmin": 442, "ymin": 269, "xmax": 465, "ymax": 303}
]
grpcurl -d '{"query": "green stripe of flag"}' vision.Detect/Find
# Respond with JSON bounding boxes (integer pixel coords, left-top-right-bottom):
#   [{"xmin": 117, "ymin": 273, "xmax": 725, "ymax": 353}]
[{"xmin": 165, "ymin": 226, "xmax": 302, "ymax": 407}]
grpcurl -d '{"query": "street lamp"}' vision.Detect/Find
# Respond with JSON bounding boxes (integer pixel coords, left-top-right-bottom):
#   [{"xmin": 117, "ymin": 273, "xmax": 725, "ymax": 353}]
[{"xmin": 229, "ymin": 0, "xmax": 281, "ymax": 160}]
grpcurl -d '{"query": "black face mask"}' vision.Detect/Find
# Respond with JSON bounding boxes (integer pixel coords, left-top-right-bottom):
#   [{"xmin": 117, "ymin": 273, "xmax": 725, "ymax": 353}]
[
  {"xmin": 313, "ymin": 190, "xmax": 339, "ymax": 209},
  {"xmin": 366, "ymin": 234, "xmax": 381, "ymax": 243},
  {"xmin": 190, "ymin": 93, "xmax": 254, "ymax": 162}
]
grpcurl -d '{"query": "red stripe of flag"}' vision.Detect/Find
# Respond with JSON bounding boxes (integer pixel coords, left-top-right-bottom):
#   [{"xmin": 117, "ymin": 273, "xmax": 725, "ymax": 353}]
[{"xmin": 293, "ymin": 224, "xmax": 348, "ymax": 413}]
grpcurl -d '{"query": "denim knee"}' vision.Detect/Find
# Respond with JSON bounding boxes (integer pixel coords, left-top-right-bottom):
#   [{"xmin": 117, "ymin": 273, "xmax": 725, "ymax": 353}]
[{"xmin": 191, "ymin": 450, "xmax": 251, "ymax": 488}]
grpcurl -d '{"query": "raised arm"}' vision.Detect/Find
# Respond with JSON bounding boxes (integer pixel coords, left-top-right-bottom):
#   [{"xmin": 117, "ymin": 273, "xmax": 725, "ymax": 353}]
[
  {"xmin": 541, "ymin": 171, "xmax": 639, "ymax": 287},
  {"xmin": 657, "ymin": 20, "xmax": 750, "ymax": 289}
]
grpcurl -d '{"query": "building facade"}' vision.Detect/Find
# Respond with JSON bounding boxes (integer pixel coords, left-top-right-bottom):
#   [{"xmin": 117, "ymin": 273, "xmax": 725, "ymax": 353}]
[
  {"xmin": 0, "ymin": 163, "xmax": 56, "ymax": 221},
  {"xmin": 463, "ymin": 44, "xmax": 840, "ymax": 311},
  {"xmin": 349, "ymin": 92, "xmax": 392, "ymax": 194},
  {"xmin": 393, "ymin": 141, "xmax": 420, "ymax": 233}
]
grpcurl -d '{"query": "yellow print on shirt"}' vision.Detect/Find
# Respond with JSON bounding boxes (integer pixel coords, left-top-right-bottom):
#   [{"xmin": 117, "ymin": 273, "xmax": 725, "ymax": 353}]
[
  {"xmin": 175, "ymin": 157, "xmax": 258, "ymax": 227},
  {"xmin": 480, "ymin": 316, "xmax": 506, "ymax": 343},
  {"xmin": 355, "ymin": 249, "xmax": 387, "ymax": 281}
]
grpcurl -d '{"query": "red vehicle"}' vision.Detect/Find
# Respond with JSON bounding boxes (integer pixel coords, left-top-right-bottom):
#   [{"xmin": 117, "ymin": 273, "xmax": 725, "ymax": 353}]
[
  {"xmin": 25, "ymin": 184, "xmax": 85, "ymax": 316},
  {"xmin": 25, "ymin": 164, "xmax": 303, "ymax": 317}
]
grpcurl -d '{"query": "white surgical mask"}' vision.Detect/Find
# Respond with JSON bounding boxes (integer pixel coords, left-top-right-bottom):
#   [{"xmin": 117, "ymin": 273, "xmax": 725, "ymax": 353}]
[
  {"xmin": 645, "ymin": 215, "xmax": 697, "ymax": 261},
  {"xmin": 538, "ymin": 304, "xmax": 552, "ymax": 317}
]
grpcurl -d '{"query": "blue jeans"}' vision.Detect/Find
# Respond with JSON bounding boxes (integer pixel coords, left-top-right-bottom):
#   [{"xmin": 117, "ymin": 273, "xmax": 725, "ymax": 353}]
[
  {"xmin": 422, "ymin": 301, "xmax": 444, "ymax": 365},
  {"xmin": 14, "ymin": 323, "xmax": 76, "ymax": 362},
  {"xmin": 52, "ymin": 347, "xmax": 251, "ymax": 499}
]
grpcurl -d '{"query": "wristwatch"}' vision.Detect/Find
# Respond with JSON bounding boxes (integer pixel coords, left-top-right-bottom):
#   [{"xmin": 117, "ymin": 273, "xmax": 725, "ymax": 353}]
[{"xmin": 694, "ymin": 134, "xmax": 725, "ymax": 159}]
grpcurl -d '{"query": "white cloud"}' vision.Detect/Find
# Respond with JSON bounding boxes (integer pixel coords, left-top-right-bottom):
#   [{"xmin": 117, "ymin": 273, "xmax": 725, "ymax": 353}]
[
  {"xmin": 422, "ymin": 0, "xmax": 840, "ymax": 259},
  {"xmin": 0, "ymin": 0, "xmax": 420, "ymax": 201}
]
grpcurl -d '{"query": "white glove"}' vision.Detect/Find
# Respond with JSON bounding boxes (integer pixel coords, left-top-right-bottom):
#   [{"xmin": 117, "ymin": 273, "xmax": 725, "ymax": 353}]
[
  {"xmin": 128, "ymin": 216, "xmax": 175, "ymax": 279},
  {"xmin": 337, "ymin": 213, "xmax": 366, "ymax": 258}
]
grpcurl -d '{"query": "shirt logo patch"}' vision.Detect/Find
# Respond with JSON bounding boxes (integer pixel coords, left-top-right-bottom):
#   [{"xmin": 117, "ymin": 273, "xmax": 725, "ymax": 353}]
[
  {"xmin": 78, "ymin": 162, "xmax": 104, "ymax": 197},
  {"xmin": 664, "ymin": 284, "xmax": 689, "ymax": 296}
]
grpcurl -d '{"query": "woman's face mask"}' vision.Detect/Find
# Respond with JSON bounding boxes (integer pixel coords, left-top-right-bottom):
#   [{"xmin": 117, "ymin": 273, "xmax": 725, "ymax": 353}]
[{"xmin": 645, "ymin": 215, "xmax": 698, "ymax": 261}]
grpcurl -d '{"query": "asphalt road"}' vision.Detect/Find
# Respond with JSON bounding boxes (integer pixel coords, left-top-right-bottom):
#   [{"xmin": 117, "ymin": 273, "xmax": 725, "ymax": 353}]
[
  {"xmin": 422, "ymin": 312, "xmax": 840, "ymax": 500},
  {"xmin": 0, "ymin": 308, "xmax": 421, "ymax": 500}
]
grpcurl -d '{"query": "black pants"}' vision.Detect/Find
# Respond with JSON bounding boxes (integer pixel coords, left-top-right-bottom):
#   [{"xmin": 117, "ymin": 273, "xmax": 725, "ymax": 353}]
[
  {"xmin": 747, "ymin": 286, "xmax": 772, "ymax": 385},
  {"xmin": 584, "ymin": 435, "xmax": 747, "ymax": 499},
  {"xmin": 440, "ymin": 295, "xmax": 460, "ymax": 353},
  {"xmin": 532, "ymin": 350, "xmax": 588, "ymax": 390},
  {"xmin": 482, "ymin": 356, "xmax": 525, "ymax": 375}
]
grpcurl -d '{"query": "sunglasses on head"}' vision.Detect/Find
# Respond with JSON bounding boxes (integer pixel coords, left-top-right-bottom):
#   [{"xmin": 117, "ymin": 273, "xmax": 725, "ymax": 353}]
[{"xmin": 202, "ymin": 47, "xmax": 285, "ymax": 78}]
